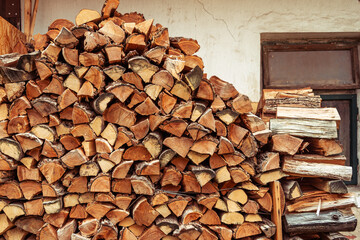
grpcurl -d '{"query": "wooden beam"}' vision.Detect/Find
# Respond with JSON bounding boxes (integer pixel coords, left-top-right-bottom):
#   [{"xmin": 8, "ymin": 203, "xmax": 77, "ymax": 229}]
[
  {"xmin": 270, "ymin": 181, "xmax": 282, "ymax": 240},
  {"xmin": 24, "ymin": 0, "xmax": 32, "ymax": 40},
  {"xmin": 30, "ymin": 0, "xmax": 39, "ymax": 38}
]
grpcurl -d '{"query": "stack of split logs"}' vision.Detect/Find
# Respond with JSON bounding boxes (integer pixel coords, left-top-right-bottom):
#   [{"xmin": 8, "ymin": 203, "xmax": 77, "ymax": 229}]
[
  {"xmin": 0, "ymin": 0, "xmax": 357, "ymax": 239},
  {"xmin": 258, "ymin": 88, "xmax": 358, "ymax": 239}
]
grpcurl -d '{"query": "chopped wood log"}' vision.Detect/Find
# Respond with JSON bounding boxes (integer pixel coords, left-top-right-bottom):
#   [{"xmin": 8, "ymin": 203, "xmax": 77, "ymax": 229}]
[
  {"xmin": 0, "ymin": 213, "xmax": 13, "ymax": 235},
  {"xmin": 254, "ymin": 169, "xmax": 287, "ymax": 185},
  {"xmin": 76, "ymin": 9, "xmax": 101, "ymax": 25},
  {"xmin": 171, "ymin": 80, "xmax": 191, "ymax": 101},
  {"xmin": 163, "ymin": 55, "xmax": 185, "ymax": 80},
  {"xmin": 282, "ymin": 159, "xmax": 352, "ymax": 181},
  {"xmin": 198, "ymin": 209, "xmax": 221, "ymax": 225},
  {"xmin": 133, "ymin": 197, "xmax": 159, "ymax": 226},
  {"xmin": 283, "ymin": 210, "xmax": 357, "ymax": 234},
  {"xmin": 216, "ymin": 109, "xmax": 239, "ymax": 125},
  {"xmin": 79, "ymin": 52, "xmax": 105, "ymax": 67},
  {"xmin": 271, "ymin": 134, "xmax": 303, "ymax": 155},
  {"xmin": 286, "ymin": 192, "xmax": 356, "ymax": 213},
  {"xmin": 5, "ymin": 82, "xmax": 25, "ymax": 102},
  {"xmin": 101, "ymin": 0, "xmax": 119, "ymax": 18},
  {"xmin": 3, "ymin": 203, "xmax": 26, "ymax": 221},
  {"xmin": 155, "ymin": 216, "xmax": 179, "ymax": 235},
  {"xmin": 144, "ymin": 46, "xmax": 166, "ymax": 65},
  {"xmin": 0, "ymin": 138, "xmax": 23, "ymax": 161},
  {"xmin": 306, "ymin": 138, "xmax": 343, "ymax": 156},
  {"xmin": 161, "ymin": 167, "xmax": 182, "ymax": 186},
  {"xmin": 0, "ymin": 66, "xmax": 36, "ymax": 83},
  {"xmin": 259, "ymin": 218, "xmax": 276, "ymax": 238},
  {"xmin": 173, "ymin": 223, "xmax": 202, "ymax": 240},
  {"xmin": 197, "ymin": 80, "xmax": 214, "ymax": 101},
  {"xmin": 227, "ymin": 188, "xmax": 248, "ymax": 204},
  {"xmin": 54, "ymin": 27, "xmax": 79, "ymax": 48},
  {"xmin": 99, "ymin": 21, "xmax": 125, "ymax": 44},
  {"xmin": 221, "ymin": 212, "xmax": 244, "ymax": 225},
  {"xmin": 15, "ymin": 216, "xmax": 44, "ymax": 234},
  {"xmin": 270, "ymin": 118, "xmax": 338, "ymax": 139},
  {"xmin": 209, "ymin": 225, "xmax": 232, "ymax": 240},
  {"xmin": 125, "ymin": 34, "xmax": 147, "ymax": 52},
  {"xmin": 129, "ymin": 56, "xmax": 159, "ymax": 83},
  {"xmin": 131, "ymin": 175, "xmax": 155, "ymax": 195},
  {"xmin": 233, "ymin": 223, "xmax": 261, "ymax": 239},
  {"xmin": 92, "ymin": 219, "xmax": 118, "ymax": 239},
  {"xmin": 211, "ymin": 95, "xmax": 226, "ymax": 112},
  {"xmin": 181, "ymin": 203, "xmax": 202, "ymax": 224},
  {"xmin": 214, "ymin": 166, "xmax": 231, "ymax": 183},
  {"xmin": 182, "ymin": 171, "xmax": 201, "ymax": 193},
  {"xmin": 282, "ymin": 180, "xmax": 303, "ymax": 200},
  {"xmin": 171, "ymin": 37, "xmax": 200, "ymax": 55},
  {"xmin": 190, "ymin": 165, "xmax": 215, "ymax": 187},
  {"xmin": 276, "ymin": 106, "xmax": 340, "ymax": 122},
  {"xmin": 257, "ymin": 152, "xmax": 280, "ymax": 173},
  {"xmin": 229, "ymin": 94, "xmax": 253, "ymax": 114},
  {"xmin": 104, "ymin": 103, "xmax": 136, "ymax": 127},
  {"xmin": 283, "ymin": 154, "xmax": 346, "ymax": 166},
  {"xmin": 104, "ymin": 65, "xmax": 125, "ymax": 81},
  {"xmin": 197, "ymin": 108, "xmax": 216, "ymax": 132},
  {"xmin": 311, "ymin": 179, "xmax": 348, "ymax": 194},
  {"xmin": 164, "ymin": 137, "xmax": 193, "ymax": 158}
]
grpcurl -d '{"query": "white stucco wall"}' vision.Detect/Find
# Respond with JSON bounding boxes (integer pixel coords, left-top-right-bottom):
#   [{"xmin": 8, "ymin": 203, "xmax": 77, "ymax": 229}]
[{"xmin": 25, "ymin": 0, "xmax": 360, "ymax": 102}]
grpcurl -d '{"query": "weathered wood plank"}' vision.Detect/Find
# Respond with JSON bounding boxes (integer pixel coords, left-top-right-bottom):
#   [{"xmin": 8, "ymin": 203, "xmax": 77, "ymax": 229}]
[
  {"xmin": 276, "ymin": 107, "xmax": 340, "ymax": 122},
  {"xmin": 283, "ymin": 210, "xmax": 357, "ymax": 234},
  {"xmin": 282, "ymin": 159, "xmax": 352, "ymax": 181},
  {"xmin": 283, "ymin": 154, "xmax": 346, "ymax": 166},
  {"xmin": 270, "ymin": 118, "xmax": 337, "ymax": 139}
]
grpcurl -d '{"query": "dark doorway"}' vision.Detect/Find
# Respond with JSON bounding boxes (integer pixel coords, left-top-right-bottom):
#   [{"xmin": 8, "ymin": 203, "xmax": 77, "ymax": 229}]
[{"xmin": 321, "ymin": 94, "xmax": 358, "ymax": 184}]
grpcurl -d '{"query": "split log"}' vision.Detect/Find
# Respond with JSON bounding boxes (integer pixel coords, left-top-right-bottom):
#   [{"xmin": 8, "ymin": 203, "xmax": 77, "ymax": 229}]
[
  {"xmin": 283, "ymin": 154, "xmax": 346, "ymax": 166},
  {"xmin": 283, "ymin": 209, "xmax": 357, "ymax": 234},
  {"xmin": 270, "ymin": 118, "xmax": 337, "ymax": 139},
  {"xmin": 306, "ymin": 138, "xmax": 343, "ymax": 156},
  {"xmin": 282, "ymin": 180, "xmax": 303, "ymax": 200},
  {"xmin": 282, "ymin": 159, "xmax": 352, "ymax": 181},
  {"xmin": 271, "ymin": 134, "xmax": 303, "ymax": 155},
  {"xmin": 311, "ymin": 179, "xmax": 348, "ymax": 194}
]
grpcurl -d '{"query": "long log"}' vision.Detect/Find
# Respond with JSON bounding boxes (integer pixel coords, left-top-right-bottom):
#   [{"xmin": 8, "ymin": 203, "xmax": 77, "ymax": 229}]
[{"xmin": 283, "ymin": 210, "xmax": 357, "ymax": 234}]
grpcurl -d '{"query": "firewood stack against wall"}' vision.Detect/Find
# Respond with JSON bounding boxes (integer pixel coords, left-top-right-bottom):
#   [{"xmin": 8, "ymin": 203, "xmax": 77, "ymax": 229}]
[{"xmin": 0, "ymin": 0, "xmax": 357, "ymax": 239}]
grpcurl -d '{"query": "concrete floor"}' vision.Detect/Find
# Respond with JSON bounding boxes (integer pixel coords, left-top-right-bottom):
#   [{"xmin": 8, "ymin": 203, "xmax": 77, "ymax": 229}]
[{"xmin": 341, "ymin": 186, "xmax": 360, "ymax": 239}]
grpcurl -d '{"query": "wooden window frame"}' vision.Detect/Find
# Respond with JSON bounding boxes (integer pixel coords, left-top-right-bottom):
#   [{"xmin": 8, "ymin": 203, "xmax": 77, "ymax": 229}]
[{"xmin": 261, "ymin": 34, "xmax": 360, "ymax": 90}]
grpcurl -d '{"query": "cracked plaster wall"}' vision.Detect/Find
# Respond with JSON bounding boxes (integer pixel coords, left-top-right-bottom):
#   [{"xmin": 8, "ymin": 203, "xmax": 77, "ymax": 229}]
[{"xmin": 27, "ymin": 0, "xmax": 360, "ymax": 101}]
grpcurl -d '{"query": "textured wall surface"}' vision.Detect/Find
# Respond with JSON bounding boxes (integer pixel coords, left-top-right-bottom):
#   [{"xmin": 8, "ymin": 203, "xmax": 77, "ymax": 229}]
[{"xmin": 25, "ymin": 0, "xmax": 360, "ymax": 101}]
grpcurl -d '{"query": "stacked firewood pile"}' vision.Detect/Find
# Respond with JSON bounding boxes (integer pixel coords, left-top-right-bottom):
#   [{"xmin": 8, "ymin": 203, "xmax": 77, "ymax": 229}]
[
  {"xmin": 258, "ymin": 89, "xmax": 358, "ymax": 239},
  {"xmin": 0, "ymin": 0, "xmax": 357, "ymax": 239}
]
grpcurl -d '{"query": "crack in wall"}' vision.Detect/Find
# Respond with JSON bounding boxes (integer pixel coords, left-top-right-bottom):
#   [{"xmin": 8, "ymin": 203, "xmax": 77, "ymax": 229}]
[{"xmin": 195, "ymin": 0, "xmax": 236, "ymax": 41}]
